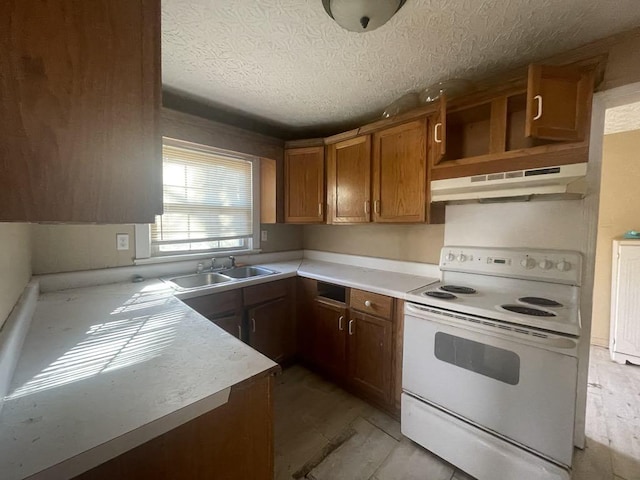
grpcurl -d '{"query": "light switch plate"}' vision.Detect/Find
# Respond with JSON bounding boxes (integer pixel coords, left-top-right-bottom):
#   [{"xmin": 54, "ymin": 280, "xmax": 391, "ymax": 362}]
[
  {"xmin": 116, "ymin": 233, "xmax": 130, "ymax": 251},
  {"xmin": 261, "ymin": 230, "xmax": 268, "ymax": 242}
]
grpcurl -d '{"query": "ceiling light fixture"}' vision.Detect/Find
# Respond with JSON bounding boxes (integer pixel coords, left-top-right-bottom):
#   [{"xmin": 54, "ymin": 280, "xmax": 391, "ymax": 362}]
[{"xmin": 322, "ymin": 0, "xmax": 407, "ymax": 33}]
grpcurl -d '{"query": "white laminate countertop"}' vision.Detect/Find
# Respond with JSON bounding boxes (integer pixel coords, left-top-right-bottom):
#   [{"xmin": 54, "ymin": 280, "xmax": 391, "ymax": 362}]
[
  {"xmin": 0, "ymin": 279, "xmax": 280, "ymax": 480},
  {"xmin": 297, "ymin": 260, "xmax": 439, "ymax": 299},
  {"xmin": 0, "ymin": 258, "xmax": 438, "ymax": 480}
]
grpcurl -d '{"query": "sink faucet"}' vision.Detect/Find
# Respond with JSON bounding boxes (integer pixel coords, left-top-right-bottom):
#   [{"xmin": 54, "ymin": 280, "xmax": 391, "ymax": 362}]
[
  {"xmin": 211, "ymin": 258, "xmax": 219, "ymax": 271},
  {"xmin": 196, "ymin": 262, "xmax": 204, "ymax": 274},
  {"xmin": 229, "ymin": 256, "xmax": 236, "ymax": 268}
]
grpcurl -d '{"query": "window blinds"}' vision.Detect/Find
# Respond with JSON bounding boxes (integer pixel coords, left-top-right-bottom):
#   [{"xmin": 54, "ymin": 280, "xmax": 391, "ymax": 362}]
[{"xmin": 151, "ymin": 144, "xmax": 253, "ymax": 247}]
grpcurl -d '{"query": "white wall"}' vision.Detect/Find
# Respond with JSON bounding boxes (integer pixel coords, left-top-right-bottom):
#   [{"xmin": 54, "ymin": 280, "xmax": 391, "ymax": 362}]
[{"xmin": 444, "ymin": 200, "xmax": 586, "ymax": 251}]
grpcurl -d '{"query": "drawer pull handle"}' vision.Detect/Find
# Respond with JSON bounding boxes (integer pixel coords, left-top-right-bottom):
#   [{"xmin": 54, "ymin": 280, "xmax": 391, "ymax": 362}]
[
  {"xmin": 338, "ymin": 315, "xmax": 344, "ymax": 330},
  {"xmin": 318, "ymin": 203, "xmax": 323, "ymax": 217},
  {"xmin": 533, "ymin": 95, "xmax": 543, "ymax": 121},
  {"xmin": 238, "ymin": 325, "xmax": 242, "ymax": 338},
  {"xmin": 251, "ymin": 318, "xmax": 256, "ymax": 333},
  {"xmin": 364, "ymin": 300, "xmax": 372, "ymax": 308},
  {"xmin": 374, "ymin": 200, "xmax": 380, "ymax": 214},
  {"xmin": 364, "ymin": 200, "xmax": 370, "ymax": 214},
  {"xmin": 348, "ymin": 319, "xmax": 354, "ymax": 335}
]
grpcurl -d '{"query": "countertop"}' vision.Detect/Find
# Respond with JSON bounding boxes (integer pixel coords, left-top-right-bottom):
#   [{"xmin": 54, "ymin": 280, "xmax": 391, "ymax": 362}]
[
  {"xmin": 297, "ymin": 259, "xmax": 438, "ymax": 299},
  {"xmin": 0, "ymin": 279, "xmax": 280, "ymax": 480},
  {"xmin": 0, "ymin": 258, "xmax": 438, "ymax": 479}
]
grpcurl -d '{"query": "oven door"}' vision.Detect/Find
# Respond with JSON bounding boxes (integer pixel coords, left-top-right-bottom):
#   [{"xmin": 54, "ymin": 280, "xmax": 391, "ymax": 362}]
[{"xmin": 403, "ymin": 303, "xmax": 577, "ymax": 466}]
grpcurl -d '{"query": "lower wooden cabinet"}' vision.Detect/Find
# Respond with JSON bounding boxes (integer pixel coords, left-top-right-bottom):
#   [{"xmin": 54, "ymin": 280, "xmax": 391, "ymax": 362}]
[
  {"xmin": 181, "ymin": 278, "xmax": 296, "ymax": 365},
  {"xmin": 297, "ymin": 278, "xmax": 398, "ymax": 413},
  {"xmin": 213, "ymin": 313, "xmax": 243, "ymax": 339},
  {"xmin": 348, "ymin": 311, "xmax": 393, "ymax": 405},
  {"xmin": 313, "ymin": 299, "xmax": 347, "ymax": 380},
  {"xmin": 248, "ymin": 297, "xmax": 295, "ymax": 363},
  {"xmin": 74, "ymin": 374, "xmax": 274, "ymax": 480}
]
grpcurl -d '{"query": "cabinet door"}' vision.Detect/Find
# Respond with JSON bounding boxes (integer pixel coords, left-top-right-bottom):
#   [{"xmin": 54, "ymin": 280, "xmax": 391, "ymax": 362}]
[
  {"xmin": 432, "ymin": 95, "xmax": 447, "ymax": 165},
  {"xmin": 284, "ymin": 146, "xmax": 325, "ymax": 223},
  {"xmin": 348, "ymin": 311, "xmax": 393, "ymax": 405},
  {"xmin": 313, "ymin": 300, "xmax": 348, "ymax": 380},
  {"xmin": 248, "ymin": 297, "xmax": 294, "ymax": 363},
  {"xmin": 182, "ymin": 290, "xmax": 242, "ymax": 319},
  {"xmin": 0, "ymin": 0, "xmax": 162, "ymax": 223},
  {"xmin": 297, "ymin": 278, "xmax": 318, "ymax": 364},
  {"xmin": 372, "ymin": 119, "xmax": 427, "ymax": 223},
  {"xmin": 212, "ymin": 314, "xmax": 243, "ymax": 340},
  {"xmin": 327, "ymin": 136, "xmax": 371, "ymax": 223},
  {"xmin": 525, "ymin": 64, "xmax": 594, "ymax": 142}
]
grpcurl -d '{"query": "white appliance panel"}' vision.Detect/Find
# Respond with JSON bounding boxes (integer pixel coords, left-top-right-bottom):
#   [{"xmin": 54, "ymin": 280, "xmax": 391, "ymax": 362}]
[
  {"xmin": 403, "ymin": 312, "xmax": 577, "ymax": 465},
  {"xmin": 610, "ymin": 241, "xmax": 640, "ymax": 364},
  {"xmin": 401, "ymin": 394, "xmax": 570, "ymax": 480}
]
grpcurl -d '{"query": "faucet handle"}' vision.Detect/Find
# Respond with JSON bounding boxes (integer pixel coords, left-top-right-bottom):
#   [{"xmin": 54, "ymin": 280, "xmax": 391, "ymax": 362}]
[
  {"xmin": 229, "ymin": 256, "xmax": 236, "ymax": 268},
  {"xmin": 196, "ymin": 262, "xmax": 204, "ymax": 273},
  {"xmin": 211, "ymin": 258, "xmax": 217, "ymax": 271}
]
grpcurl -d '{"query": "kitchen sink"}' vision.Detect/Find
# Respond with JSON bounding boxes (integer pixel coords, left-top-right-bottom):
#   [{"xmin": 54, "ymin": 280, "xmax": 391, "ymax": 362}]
[
  {"xmin": 220, "ymin": 266, "xmax": 276, "ymax": 279},
  {"xmin": 166, "ymin": 272, "xmax": 233, "ymax": 289}
]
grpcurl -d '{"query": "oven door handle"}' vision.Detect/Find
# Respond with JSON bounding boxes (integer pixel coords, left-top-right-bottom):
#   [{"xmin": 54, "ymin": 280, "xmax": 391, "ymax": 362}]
[{"xmin": 405, "ymin": 303, "xmax": 578, "ymax": 350}]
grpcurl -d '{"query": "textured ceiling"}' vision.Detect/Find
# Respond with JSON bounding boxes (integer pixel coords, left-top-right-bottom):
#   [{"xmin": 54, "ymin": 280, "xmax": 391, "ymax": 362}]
[
  {"xmin": 162, "ymin": 0, "xmax": 640, "ymax": 136},
  {"xmin": 605, "ymin": 101, "xmax": 640, "ymax": 135}
]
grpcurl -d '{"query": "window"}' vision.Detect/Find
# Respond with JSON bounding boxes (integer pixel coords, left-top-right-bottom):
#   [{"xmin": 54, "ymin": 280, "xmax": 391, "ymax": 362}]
[{"xmin": 138, "ymin": 140, "xmax": 259, "ymax": 259}]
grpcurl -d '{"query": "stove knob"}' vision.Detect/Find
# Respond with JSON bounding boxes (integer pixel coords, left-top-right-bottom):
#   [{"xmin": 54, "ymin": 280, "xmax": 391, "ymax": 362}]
[
  {"xmin": 538, "ymin": 259, "xmax": 554, "ymax": 270},
  {"xmin": 457, "ymin": 254, "xmax": 467, "ymax": 263},
  {"xmin": 445, "ymin": 253, "xmax": 456, "ymax": 262},
  {"xmin": 556, "ymin": 260, "xmax": 572, "ymax": 272},
  {"xmin": 520, "ymin": 258, "xmax": 536, "ymax": 269}
]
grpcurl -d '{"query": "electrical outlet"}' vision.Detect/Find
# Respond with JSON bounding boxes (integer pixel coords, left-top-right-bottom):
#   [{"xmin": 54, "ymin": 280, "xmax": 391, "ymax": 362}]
[
  {"xmin": 116, "ymin": 233, "xmax": 129, "ymax": 251},
  {"xmin": 261, "ymin": 230, "xmax": 268, "ymax": 242}
]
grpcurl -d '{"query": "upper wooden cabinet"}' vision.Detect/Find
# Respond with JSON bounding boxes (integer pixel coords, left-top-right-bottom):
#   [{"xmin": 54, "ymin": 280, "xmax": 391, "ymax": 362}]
[
  {"xmin": 327, "ymin": 136, "xmax": 372, "ymax": 224},
  {"xmin": 430, "ymin": 63, "xmax": 594, "ymax": 180},
  {"xmin": 0, "ymin": 0, "xmax": 162, "ymax": 223},
  {"xmin": 525, "ymin": 64, "xmax": 594, "ymax": 142},
  {"xmin": 284, "ymin": 146, "xmax": 325, "ymax": 223},
  {"xmin": 373, "ymin": 119, "xmax": 428, "ymax": 223}
]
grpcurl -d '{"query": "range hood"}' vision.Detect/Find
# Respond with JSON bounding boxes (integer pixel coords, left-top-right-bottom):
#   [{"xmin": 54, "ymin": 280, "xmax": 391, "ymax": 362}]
[{"xmin": 431, "ymin": 163, "xmax": 588, "ymax": 202}]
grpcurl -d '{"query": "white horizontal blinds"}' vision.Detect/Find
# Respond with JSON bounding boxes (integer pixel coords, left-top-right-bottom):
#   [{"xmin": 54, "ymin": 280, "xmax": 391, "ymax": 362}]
[{"xmin": 152, "ymin": 144, "xmax": 253, "ymax": 249}]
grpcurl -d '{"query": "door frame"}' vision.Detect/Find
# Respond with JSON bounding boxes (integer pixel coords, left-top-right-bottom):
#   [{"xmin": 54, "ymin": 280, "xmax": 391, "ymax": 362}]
[{"xmin": 575, "ymin": 81, "xmax": 640, "ymax": 448}]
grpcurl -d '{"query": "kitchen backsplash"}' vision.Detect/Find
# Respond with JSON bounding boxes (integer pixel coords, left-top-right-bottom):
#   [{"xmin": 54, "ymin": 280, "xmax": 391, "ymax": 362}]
[{"xmin": 30, "ymin": 223, "xmax": 303, "ymax": 275}]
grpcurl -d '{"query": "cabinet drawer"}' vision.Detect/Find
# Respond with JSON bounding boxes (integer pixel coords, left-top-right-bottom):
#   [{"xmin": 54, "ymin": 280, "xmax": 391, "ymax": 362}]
[
  {"xmin": 183, "ymin": 290, "xmax": 242, "ymax": 319},
  {"xmin": 349, "ymin": 289, "xmax": 393, "ymax": 320},
  {"xmin": 243, "ymin": 279, "xmax": 290, "ymax": 306}
]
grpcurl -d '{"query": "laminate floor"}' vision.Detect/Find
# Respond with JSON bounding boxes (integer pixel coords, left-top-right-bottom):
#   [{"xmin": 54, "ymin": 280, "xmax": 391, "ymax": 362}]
[{"xmin": 274, "ymin": 346, "xmax": 640, "ymax": 480}]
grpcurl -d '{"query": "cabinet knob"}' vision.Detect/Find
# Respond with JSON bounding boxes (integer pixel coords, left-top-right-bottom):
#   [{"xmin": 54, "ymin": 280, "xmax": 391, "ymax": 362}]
[{"xmin": 364, "ymin": 300, "xmax": 372, "ymax": 307}]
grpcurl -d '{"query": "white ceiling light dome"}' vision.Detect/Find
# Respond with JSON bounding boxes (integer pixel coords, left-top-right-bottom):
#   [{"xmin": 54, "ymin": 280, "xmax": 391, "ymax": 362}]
[{"xmin": 322, "ymin": 0, "xmax": 407, "ymax": 32}]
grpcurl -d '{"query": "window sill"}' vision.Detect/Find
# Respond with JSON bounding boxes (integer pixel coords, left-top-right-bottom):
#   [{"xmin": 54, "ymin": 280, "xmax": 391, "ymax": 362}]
[{"xmin": 134, "ymin": 249, "xmax": 262, "ymax": 266}]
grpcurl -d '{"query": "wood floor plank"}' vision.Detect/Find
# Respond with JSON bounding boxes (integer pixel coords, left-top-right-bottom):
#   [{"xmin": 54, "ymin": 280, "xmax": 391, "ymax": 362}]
[
  {"xmin": 308, "ymin": 417, "xmax": 396, "ymax": 480},
  {"xmin": 373, "ymin": 437, "xmax": 455, "ymax": 480},
  {"xmin": 590, "ymin": 347, "xmax": 640, "ymax": 479}
]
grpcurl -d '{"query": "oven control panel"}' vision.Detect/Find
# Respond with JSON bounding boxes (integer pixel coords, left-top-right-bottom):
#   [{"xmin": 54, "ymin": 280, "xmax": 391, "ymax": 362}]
[{"xmin": 440, "ymin": 246, "xmax": 582, "ymax": 285}]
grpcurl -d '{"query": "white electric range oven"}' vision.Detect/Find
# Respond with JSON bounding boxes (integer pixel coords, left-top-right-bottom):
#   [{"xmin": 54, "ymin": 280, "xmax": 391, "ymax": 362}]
[{"xmin": 402, "ymin": 246, "xmax": 582, "ymax": 480}]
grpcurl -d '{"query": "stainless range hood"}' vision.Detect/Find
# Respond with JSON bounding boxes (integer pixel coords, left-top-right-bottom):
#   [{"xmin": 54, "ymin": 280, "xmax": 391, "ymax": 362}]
[{"xmin": 431, "ymin": 163, "xmax": 588, "ymax": 202}]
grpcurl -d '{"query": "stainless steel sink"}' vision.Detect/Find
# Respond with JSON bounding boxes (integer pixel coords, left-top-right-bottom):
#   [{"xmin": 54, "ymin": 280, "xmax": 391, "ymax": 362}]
[
  {"xmin": 166, "ymin": 272, "xmax": 233, "ymax": 289},
  {"xmin": 220, "ymin": 266, "xmax": 276, "ymax": 279}
]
